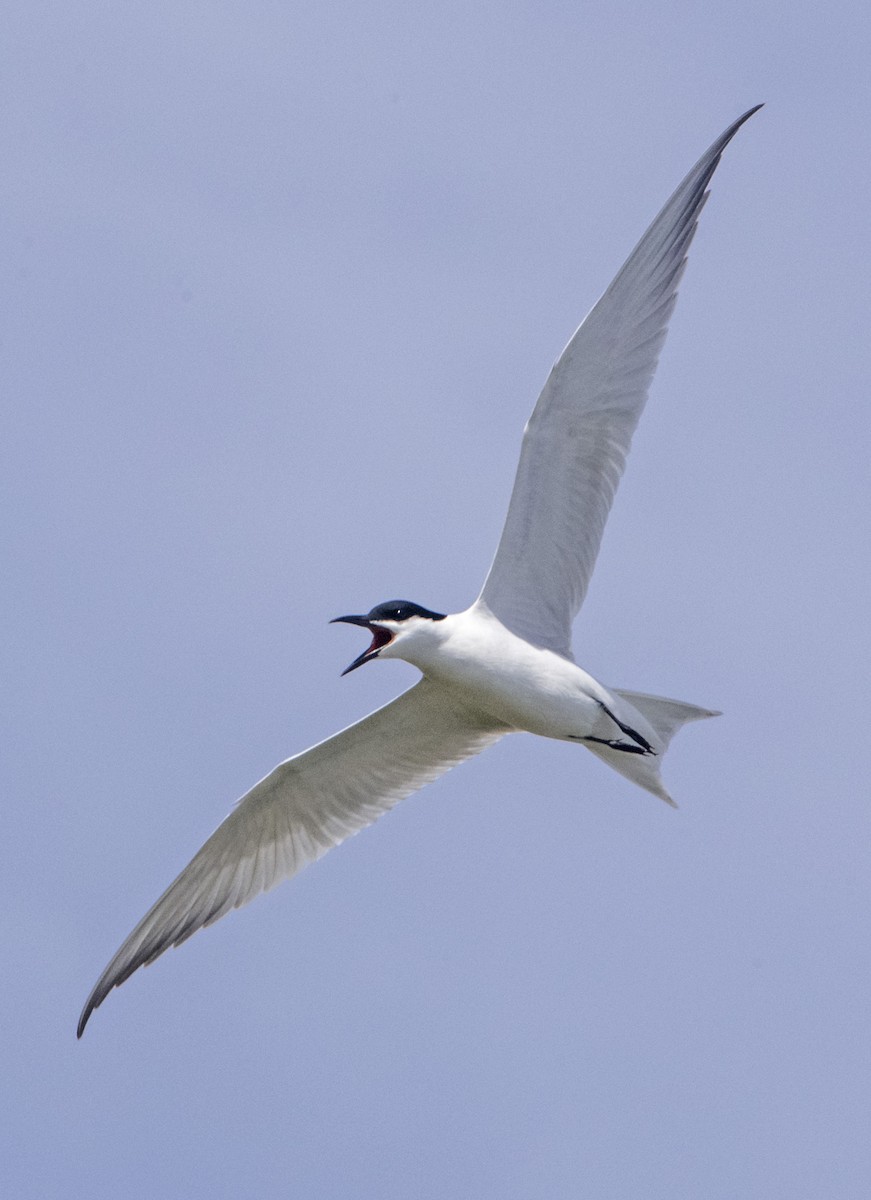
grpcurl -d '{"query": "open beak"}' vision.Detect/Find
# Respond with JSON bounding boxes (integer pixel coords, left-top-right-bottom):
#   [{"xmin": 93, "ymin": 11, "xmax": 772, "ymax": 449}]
[{"xmin": 330, "ymin": 615, "xmax": 394, "ymax": 675}]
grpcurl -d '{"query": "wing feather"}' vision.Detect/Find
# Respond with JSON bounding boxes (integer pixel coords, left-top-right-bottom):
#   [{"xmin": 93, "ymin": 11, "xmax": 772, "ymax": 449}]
[
  {"xmin": 78, "ymin": 680, "xmax": 505, "ymax": 1035},
  {"xmin": 477, "ymin": 107, "xmax": 760, "ymax": 657}
]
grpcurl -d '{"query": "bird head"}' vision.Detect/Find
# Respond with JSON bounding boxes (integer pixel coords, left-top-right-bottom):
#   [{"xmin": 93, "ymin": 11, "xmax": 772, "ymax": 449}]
[{"xmin": 331, "ymin": 600, "xmax": 447, "ymax": 675}]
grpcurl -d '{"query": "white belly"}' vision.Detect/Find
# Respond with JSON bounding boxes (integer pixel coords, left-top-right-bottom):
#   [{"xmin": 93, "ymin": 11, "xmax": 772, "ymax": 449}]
[{"xmin": 422, "ymin": 622, "xmax": 610, "ymax": 741}]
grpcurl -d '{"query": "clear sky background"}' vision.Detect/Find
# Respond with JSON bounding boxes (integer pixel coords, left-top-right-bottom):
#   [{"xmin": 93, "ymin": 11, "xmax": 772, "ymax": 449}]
[{"xmin": 3, "ymin": 3, "xmax": 870, "ymax": 1197}]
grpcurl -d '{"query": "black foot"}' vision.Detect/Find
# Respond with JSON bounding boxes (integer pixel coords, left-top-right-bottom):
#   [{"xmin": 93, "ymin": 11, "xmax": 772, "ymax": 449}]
[
  {"xmin": 597, "ymin": 701, "xmax": 656, "ymax": 755},
  {"xmin": 581, "ymin": 735, "xmax": 649, "ymax": 756}
]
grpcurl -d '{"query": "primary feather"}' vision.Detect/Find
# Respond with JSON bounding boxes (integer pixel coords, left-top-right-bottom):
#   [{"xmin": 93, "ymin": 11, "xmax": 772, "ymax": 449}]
[{"xmin": 477, "ymin": 106, "xmax": 761, "ymax": 657}]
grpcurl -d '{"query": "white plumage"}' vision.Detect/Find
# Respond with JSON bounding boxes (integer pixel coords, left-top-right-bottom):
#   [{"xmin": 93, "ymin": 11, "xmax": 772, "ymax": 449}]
[{"xmin": 78, "ymin": 106, "xmax": 759, "ymax": 1037}]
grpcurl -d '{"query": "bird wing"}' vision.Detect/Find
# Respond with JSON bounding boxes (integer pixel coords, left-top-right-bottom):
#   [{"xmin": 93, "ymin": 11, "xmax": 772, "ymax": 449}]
[
  {"xmin": 477, "ymin": 106, "xmax": 760, "ymax": 658},
  {"xmin": 78, "ymin": 680, "xmax": 506, "ymax": 1036}
]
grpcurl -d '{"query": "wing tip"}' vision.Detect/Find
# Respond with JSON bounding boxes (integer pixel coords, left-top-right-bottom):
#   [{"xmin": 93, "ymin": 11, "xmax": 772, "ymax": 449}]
[
  {"xmin": 77, "ymin": 995, "xmax": 98, "ymax": 1039},
  {"xmin": 735, "ymin": 102, "xmax": 764, "ymax": 124},
  {"xmin": 715, "ymin": 104, "xmax": 764, "ymax": 155}
]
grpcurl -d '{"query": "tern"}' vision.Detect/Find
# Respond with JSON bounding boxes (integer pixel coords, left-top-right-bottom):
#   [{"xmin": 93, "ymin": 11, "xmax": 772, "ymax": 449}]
[{"xmin": 78, "ymin": 106, "xmax": 760, "ymax": 1037}]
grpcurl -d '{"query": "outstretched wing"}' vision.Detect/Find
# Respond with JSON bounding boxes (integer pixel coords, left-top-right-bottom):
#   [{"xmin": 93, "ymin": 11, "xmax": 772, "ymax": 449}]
[
  {"xmin": 78, "ymin": 681, "xmax": 506, "ymax": 1035},
  {"xmin": 477, "ymin": 106, "xmax": 761, "ymax": 658}
]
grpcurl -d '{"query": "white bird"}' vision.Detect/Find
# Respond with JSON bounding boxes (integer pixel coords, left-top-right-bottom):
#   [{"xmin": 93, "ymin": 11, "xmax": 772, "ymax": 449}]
[{"xmin": 78, "ymin": 106, "xmax": 760, "ymax": 1037}]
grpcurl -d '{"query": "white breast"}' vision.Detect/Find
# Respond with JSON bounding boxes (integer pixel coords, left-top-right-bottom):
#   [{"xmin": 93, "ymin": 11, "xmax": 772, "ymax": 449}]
[{"xmin": 416, "ymin": 607, "xmax": 608, "ymax": 740}]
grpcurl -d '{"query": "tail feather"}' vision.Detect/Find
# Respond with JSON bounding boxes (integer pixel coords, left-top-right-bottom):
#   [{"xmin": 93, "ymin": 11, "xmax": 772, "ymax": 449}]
[
  {"xmin": 585, "ymin": 690, "xmax": 720, "ymax": 807},
  {"xmin": 612, "ymin": 689, "xmax": 720, "ymax": 749}
]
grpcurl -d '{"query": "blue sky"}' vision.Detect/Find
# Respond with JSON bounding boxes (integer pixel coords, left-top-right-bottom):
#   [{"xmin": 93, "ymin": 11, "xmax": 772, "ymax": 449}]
[{"xmin": 3, "ymin": 3, "xmax": 870, "ymax": 1197}]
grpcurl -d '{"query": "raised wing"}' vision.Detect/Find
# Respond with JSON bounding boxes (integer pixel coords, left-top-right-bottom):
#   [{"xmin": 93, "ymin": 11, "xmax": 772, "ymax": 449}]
[
  {"xmin": 477, "ymin": 106, "xmax": 761, "ymax": 657},
  {"xmin": 78, "ymin": 681, "xmax": 506, "ymax": 1035}
]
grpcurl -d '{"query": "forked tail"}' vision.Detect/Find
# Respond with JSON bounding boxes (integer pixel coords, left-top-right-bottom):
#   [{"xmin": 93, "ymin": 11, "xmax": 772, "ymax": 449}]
[
  {"xmin": 586, "ymin": 689, "xmax": 720, "ymax": 806},
  {"xmin": 612, "ymin": 689, "xmax": 720, "ymax": 748}
]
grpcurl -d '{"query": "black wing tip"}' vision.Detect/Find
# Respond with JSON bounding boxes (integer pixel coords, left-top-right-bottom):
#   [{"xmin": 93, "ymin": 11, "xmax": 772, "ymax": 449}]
[
  {"xmin": 683, "ymin": 104, "xmax": 763, "ymax": 213},
  {"xmin": 722, "ymin": 104, "xmax": 764, "ymax": 142},
  {"xmin": 700, "ymin": 105, "xmax": 763, "ymax": 174},
  {"xmin": 78, "ymin": 978, "xmax": 115, "ymax": 1038},
  {"xmin": 77, "ymin": 998, "xmax": 96, "ymax": 1039}
]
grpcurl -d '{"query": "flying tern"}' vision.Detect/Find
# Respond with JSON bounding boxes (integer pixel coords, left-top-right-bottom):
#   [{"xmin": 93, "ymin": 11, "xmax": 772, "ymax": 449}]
[{"xmin": 78, "ymin": 106, "xmax": 760, "ymax": 1037}]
